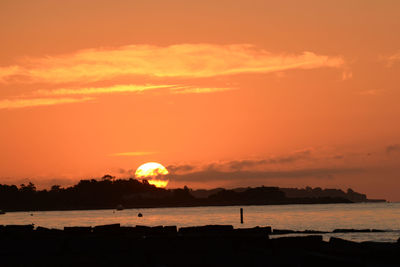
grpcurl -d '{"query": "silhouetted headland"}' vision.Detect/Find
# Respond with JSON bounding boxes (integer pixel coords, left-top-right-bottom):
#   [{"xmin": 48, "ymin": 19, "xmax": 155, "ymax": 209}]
[
  {"xmin": 1, "ymin": 223, "xmax": 399, "ymax": 266},
  {"xmin": 0, "ymin": 175, "xmax": 385, "ymax": 212}
]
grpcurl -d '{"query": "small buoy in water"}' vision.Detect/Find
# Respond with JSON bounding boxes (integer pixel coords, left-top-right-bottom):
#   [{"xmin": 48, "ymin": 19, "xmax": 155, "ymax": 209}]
[
  {"xmin": 138, "ymin": 213, "xmax": 143, "ymax": 217},
  {"xmin": 30, "ymin": 213, "xmax": 33, "ymax": 216}
]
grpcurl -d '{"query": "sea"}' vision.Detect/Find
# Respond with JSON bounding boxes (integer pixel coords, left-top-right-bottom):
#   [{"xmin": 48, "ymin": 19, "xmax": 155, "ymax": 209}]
[{"xmin": 1, "ymin": 202, "xmax": 399, "ymax": 242}]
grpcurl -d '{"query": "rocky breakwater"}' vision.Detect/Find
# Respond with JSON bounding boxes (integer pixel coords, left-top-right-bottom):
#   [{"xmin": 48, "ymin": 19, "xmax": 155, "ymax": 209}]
[{"xmin": 0, "ymin": 224, "xmax": 399, "ymax": 266}]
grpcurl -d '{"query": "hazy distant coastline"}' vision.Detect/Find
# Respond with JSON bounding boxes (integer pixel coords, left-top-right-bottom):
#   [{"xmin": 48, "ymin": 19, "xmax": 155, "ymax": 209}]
[{"xmin": 0, "ymin": 176, "xmax": 385, "ymax": 212}]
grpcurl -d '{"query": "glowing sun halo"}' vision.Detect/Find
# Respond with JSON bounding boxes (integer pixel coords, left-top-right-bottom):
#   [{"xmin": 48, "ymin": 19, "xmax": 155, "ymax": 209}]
[{"xmin": 135, "ymin": 162, "xmax": 169, "ymax": 188}]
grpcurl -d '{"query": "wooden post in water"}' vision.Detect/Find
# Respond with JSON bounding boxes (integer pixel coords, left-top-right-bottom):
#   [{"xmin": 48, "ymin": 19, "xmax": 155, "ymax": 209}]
[{"xmin": 240, "ymin": 208, "xmax": 243, "ymax": 224}]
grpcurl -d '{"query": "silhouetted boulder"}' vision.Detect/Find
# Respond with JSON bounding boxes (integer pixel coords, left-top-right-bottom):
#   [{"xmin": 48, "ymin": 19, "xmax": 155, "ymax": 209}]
[
  {"xmin": 35, "ymin": 226, "xmax": 63, "ymax": 235},
  {"xmin": 117, "ymin": 225, "xmax": 177, "ymax": 236},
  {"xmin": 36, "ymin": 226, "xmax": 51, "ymax": 232},
  {"xmin": 163, "ymin": 225, "xmax": 177, "ymax": 234},
  {"xmin": 3, "ymin": 224, "xmax": 34, "ymax": 233},
  {"xmin": 234, "ymin": 226, "xmax": 271, "ymax": 237},
  {"xmin": 261, "ymin": 226, "xmax": 272, "ymax": 234},
  {"xmin": 271, "ymin": 235, "xmax": 323, "ymax": 249},
  {"xmin": 329, "ymin": 237, "xmax": 363, "ymax": 252},
  {"xmin": 120, "ymin": 226, "xmax": 142, "ymax": 235},
  {"xmin": 93, "ymin": 223, "xmax": 120, "ymax": 234},
  {"xmin": 272, "ymin": 229, "xmax": 296, "ymax": 234},
  {"xmin": 360, "ymin": 241, "xmax": 398, "ymax": 252},
  {"xmin": 134, "ymin": 225, "xmax": 151, "ymax": 234},
  {"xmin": 148, "ymin": 226, "xmax": 164, "ymax": 235},
  {"xmin": 64, "ymin": 226, "xmax": 92, "ymax": 234},
  {"xmin": 179, "ymin": 225, "xmax": 234, "ymax": 235}
]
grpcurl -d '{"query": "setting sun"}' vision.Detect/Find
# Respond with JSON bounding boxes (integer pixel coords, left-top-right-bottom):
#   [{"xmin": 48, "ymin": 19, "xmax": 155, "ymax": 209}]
[{"xmin": 135, "ymin": 162, "xmax": 169, "ymax": 188}]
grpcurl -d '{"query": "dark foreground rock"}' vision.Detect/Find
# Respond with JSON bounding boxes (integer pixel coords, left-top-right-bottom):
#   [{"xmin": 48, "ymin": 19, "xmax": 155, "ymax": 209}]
[{"xmin": 0, "ymin": 224, "xmax": 399, "ymax": 266}]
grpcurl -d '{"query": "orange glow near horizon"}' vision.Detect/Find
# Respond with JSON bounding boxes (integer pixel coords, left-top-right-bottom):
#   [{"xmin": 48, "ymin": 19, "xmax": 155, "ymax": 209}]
[
  {"xmin": 0, "ymin": 1, "xmax": 400, "ymax": 201},
  {"xmin": 147, "ymin": 180, "xmax": 169, "ymax": 188},
  {"xmin": 135, "ymin": 162, "xmax": 169, "ymax": 188}
]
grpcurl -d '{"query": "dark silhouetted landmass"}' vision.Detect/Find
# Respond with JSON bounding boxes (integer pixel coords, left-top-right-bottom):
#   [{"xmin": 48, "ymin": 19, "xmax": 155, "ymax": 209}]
[
  {"xmin": 191, "ymin": 186, "xmax": 385, "ymax": 203},
  {"xmin": 0, "ymin": 176, "xmax": 384, "ymax": 212},
  {"xmin": 0, "ymin": 223, "xmax": 399, "ymax": 266}
]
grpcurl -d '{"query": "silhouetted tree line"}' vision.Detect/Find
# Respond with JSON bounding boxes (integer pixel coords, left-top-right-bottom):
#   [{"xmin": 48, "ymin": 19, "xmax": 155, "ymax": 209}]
[
  {"xmin": 208, "ymin": 187, "xmax": 286, "ymax": 205},
  {"xmin": 280, "ymin": 187, "xmax": 367, "ymax": 202},
  {"xmin": 191, "ymin": 186, "xmax": 373, "ymax": 203},
  {"xmin": 0, "ymin": 176, "xmax": 354, "ymax": 212}
]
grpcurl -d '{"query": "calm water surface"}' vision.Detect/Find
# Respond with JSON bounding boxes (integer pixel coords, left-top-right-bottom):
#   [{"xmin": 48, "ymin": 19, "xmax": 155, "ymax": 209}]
[{"xmin": 1, "ymin": 203, "xmax": 400, "ymax": 242}]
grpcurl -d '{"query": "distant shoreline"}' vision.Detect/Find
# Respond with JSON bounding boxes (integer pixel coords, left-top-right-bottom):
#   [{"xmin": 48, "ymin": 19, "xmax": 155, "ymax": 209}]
[
  {"xmin": 0, "ymin": 180, "xmax": 386, "ymax": 212},
  {"xmin": 2, "ymin": 200, "xmax": 388, "ymax": 213}
]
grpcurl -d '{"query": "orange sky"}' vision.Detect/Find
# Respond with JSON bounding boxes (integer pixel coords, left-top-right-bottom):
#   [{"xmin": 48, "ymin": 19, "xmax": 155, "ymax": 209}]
[{"xmin": 1, "ymin": 0, "xmax": 400, "ymax": 201}]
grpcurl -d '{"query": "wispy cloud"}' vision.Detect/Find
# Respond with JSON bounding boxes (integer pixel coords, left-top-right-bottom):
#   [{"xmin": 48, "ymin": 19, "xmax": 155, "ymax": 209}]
[
  {"xmin": 0, "ymin": 44, "xmax": 346, "ymax": 110},
  {"xmin": 0, "ymin": 44, "xmax": 345, "ymax": 84},
  {"xmin": 170, "ymin": 87, "xmax": 234, "ymax": 94},
  {"xmin": 386, "ymin": 51, "xmax": 400, "ymax": 67},
  {"xmin": 37, "ymin": 84, "xmax": 176, "ymax": 96},
  {"xmin": 109, "ymin": 151, "xmax": 157, "ymax": 157},
  {"xmin": 357, "ymin": 89, "xmax": 383, "ymax": 96},
  {"xmin": 0, "ymin": 83, "xmax": 235, "ymax": 111},
  {"xmin": 0, "ymin": 66, "xmax": 22, "ymax": 83},
  {"xmin": 227, "ymin": 149, "xmax": 312, "ymax": 170},
  {"xmin": 167, "ymin": 149, "xmax": 313, "ymax": 174},
  {"xmin": 386, "ymin": 144, "xmax": 400, "ymax": 155},
  {"xmin": 0, "ymin": 97, "xmax": 93, "ymax": 109},
  {"xmin": 341, "ymin": 70, "xmax": 353, "ymax": 81},
  {"xmin": 165, "ymin": 148, "xmax": 368, "ymax": 183},
  {"xmin": 168, "ymin": 167, "xmax": 362, "ymax": 182}
]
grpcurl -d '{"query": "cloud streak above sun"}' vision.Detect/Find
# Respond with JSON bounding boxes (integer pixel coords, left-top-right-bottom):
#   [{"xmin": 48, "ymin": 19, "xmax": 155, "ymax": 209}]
[
  {"xmin": 37, "ymin": 84, "xmax": 234, "ymax": 96},
  {"xmin": 0, "ymin": 84, "xmax": 232, "ymax": 109},
  {"xmin": 36, "ymin": 84, "xmax": 176, "ymax": 96},
  {"xmin": 0, "ymin": 44, "xmax": 345, "ymax": 83},
  {"xmin": 0, "ymin": 44, "xmax": 346, "ymax": 109},
  {"xmin": 0, "ymin": 97, "xmax": 93, "ymax": 109}
]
